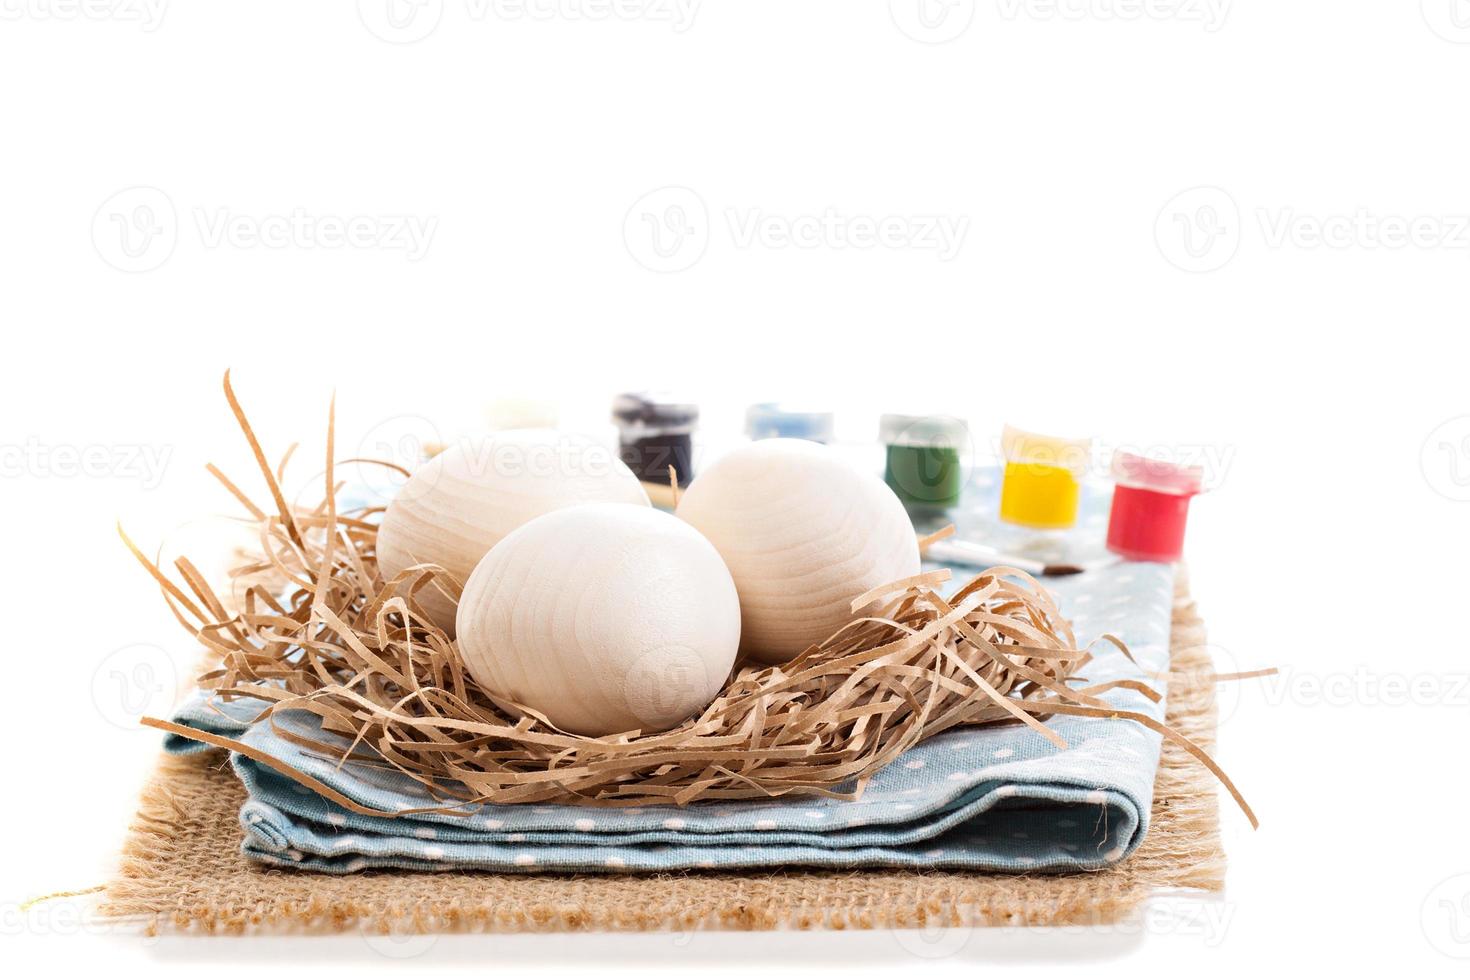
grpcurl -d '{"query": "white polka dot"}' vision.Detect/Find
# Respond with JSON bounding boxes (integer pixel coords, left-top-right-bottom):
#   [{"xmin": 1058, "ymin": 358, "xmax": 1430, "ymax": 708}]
[
  {"xmin": 953, "ymin": 741, "xmax": 972, "ymax": 749},
  {"xmin": 1016, "ymin": 856, "xmax": 1035, "ymax": 866},
  {"xmin": 533, "ymin": 807, "xmax": 553, "ymax": 814},
  {"xmin": 755, "ymin": 819, "xmax": 776, "ymax": 830},
  {"xmin": 993, "ymin": 748, "xmax": 1014, "ymax": 759},
  {"xmin": 513, "ymin": 854, "xmax": 536, "ymax": 866},
  {"xmin": 925, "ymin": 848, "xmax": 944, "ymax": 858},
  {"xmin": 508, "ymin": 833, "xmax": 526, "ymax": 842},
  {"xmin": 414, "ymin": 827, "xmax": 437, "ymax": 839},
  {"xmin": 895, "ymin": 804, "xmax": 914, "ymax": 813},
  {"xmin": 1087, "ymin": 790, "xmax": 1108, "ymax": 805},
  {"xmin": 1104, "ymin": 847, "xmax": 1125, "ymax": 862},
  {"xmin": 663, "ymin": 818, "xmax": 686, "ymax": 830},
  {"xmin": 287, "ymin": 849, "xmax": 304, "ymax": 862},
  {"xmin": 574, "ymin": 818, "xmax": 596, "ymax": 831},
  {"xmin": 804, "ymin": 811, "xmax": 825, "ymax": 820},
  {"xmin": 905, "ymin": 759, "xmax": 926, "ymax": 769},
  {"xmin": 625, "ymin": 808, "xmax": 644, "ymax": 815},
  {"xmin": 697, "ymin": 859, "xmax": 714, "ymax": 868},
  {"xmin": 948, "ymin": 771, "xmax": 968, "ymax": 781},
  {"xmin": 605, "ymin": 856, "xmax": 625, "ymax": 868},
  {"xmin": 247, "ymin": 812, "xmax": 263, "ymax": 825},
  {"xmin": 345, "ymin": 858, "xmax": 367, "ymax": 873},
  {"xmin": 1061, "ymin": 843, "xmax": 1078, "ymax": 853},
  {"xmin": 325, "ymin": 813, "xmax": 346, "ymax": 827},
  {"xmin": 483, "ymin": 818, "xmax": 503, "ymax": 830},
  {"xmin": 997, "ymin": 785, "xmax": 1018, "ymax": 797},
  {"xmin": 424, "ymin": 846, "xmax": 445, "ymax": 860}
]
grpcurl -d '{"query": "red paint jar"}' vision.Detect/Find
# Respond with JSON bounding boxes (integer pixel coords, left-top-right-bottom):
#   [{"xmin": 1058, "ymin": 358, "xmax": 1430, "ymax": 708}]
[{"xmin": 1106, "ymin": 453, "xmax": 1205, "ymax": 563}]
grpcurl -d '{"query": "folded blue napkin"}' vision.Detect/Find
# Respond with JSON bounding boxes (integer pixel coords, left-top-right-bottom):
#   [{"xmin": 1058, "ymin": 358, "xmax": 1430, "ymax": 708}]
[{"xmin": 166, "ymin": 472, "xmax": 1176, "ymax": 875}]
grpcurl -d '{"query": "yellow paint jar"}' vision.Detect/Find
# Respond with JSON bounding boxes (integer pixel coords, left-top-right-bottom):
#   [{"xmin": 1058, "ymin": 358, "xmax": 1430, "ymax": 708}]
[{"xmin": 999, "ymin": 425, "xmax": 1092, "ymax": 529}]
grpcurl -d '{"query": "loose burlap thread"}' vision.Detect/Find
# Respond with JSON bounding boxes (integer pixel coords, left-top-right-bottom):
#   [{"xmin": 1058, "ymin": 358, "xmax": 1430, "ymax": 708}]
[{"xmin": 98, "ymin": 570, "xmax": 1224, "ymax": 936}]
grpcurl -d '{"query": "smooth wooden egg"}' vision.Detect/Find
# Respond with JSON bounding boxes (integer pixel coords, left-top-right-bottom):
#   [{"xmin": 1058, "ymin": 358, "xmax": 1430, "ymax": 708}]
[
  {"xmin": 376, "ymin": 430, "xmax": 649, "ymax": 635},
  {"xmin": 455, "ymin": 503, "xmax": 740, "ymax": 737},
  {"xmin": 675, "ymin": 438, "xmax": 920, "ymax": 664}
]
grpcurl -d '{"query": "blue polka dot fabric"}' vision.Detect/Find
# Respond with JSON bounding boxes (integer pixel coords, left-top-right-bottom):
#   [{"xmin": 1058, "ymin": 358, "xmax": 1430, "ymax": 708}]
[{"xmin": 164, "ymin": 474, "xmax": 1177, "ymax": 875}]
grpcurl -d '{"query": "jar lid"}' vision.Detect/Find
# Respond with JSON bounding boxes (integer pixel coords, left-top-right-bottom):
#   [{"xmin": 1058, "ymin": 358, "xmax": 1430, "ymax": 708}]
[
  {"xmin": 879, "ymin": 413, "xmax": 969, "ymax": 449},
  {"xmin": 1001, "ymin": 424, "xmax": 1092, "ymax": 474},
  {"xmin": 1111, "ymin": 451, "xmax": 1205, "ymax": 496},
  {"xmin": 611, "ymin": 392, "xmax": 700, "ymax": 432},
  {"xmin": 745, "ymin": 403, "xmax": 836, "ymax": 442}
]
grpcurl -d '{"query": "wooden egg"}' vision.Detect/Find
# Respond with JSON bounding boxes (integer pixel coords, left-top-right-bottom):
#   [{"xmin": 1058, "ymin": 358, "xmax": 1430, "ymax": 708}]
[
  {"xmin": 455, "ymin": 503, "xmax": 740, "ymax": 737},
  {"xmin": 376, "ymin": 430, "xmax": 649, "ymax": 635},
  {"xmin": 675, "ymin": 438, "xmax": 920, "ymax": 664}
]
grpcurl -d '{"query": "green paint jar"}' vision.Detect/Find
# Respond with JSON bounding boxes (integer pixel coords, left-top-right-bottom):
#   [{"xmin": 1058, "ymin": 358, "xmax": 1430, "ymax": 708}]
[{"xmin": 879, "ymin": 414, "xmax": 969, "ymax": 510}]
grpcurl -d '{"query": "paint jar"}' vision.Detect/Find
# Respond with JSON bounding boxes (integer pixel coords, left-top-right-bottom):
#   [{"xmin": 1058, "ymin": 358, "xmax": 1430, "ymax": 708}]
[
  {"xmin": 745, "ymin": 403, "xmax": 836, "ymax": 444},
  {"xmin": 879, "ymin": 414, "xmax": 969, "ymax": 510},
  {"xmin": 1106, "ymin": 452, "xmax": 1204, "ymax": 562},
  {"xmin": 611, "ymin": 392, "xmax": 699, "ymax": 487},
  {"xmin": 999, "ymin": 425, "xmax": 1092, "ymax": 529}
]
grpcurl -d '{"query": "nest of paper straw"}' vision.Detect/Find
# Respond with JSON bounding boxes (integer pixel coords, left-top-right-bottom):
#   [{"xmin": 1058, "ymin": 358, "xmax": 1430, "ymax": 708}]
[{"xmin": 130, "ymin": 374, "xmax": 1254, "ymax": 823}]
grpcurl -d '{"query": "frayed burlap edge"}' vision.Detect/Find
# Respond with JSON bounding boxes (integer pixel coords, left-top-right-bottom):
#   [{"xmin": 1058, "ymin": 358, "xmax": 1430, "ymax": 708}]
[{"xmin": 99, "ymin": 570, "xmax": 1224, "ymax": 936}]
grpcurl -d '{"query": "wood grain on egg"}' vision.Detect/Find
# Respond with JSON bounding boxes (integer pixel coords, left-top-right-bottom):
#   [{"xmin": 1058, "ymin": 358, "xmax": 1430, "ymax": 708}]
[
  {"xmin": 675, "ymin": 438, "xmax": 920, "ymax": 664},
  {"xmin": 376, "ymin": 430, "xmax": 649, "ymax": 635},
  {"xmin": 455, "ymin": 503, "xmax": 741, "ymax": 737}
]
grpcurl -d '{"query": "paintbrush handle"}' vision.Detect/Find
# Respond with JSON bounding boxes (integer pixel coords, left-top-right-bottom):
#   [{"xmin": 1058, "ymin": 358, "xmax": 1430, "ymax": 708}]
[{"xmin": 923, "ymin": 539, "xmax": 1048, "ymax": 577}]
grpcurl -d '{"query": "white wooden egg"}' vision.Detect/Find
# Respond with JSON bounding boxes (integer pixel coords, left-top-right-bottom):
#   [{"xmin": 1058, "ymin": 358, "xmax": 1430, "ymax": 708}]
[
  {"xmin": 675, "ymin": 438, "xmax": 920, "ymax": 664},
  {"xmin": 376, "ymin": 430, "xmax": 649, "ymax": 635},
  {"xmin": 455, "ymin": 503, "xmax": 740, "ymax": 737}
]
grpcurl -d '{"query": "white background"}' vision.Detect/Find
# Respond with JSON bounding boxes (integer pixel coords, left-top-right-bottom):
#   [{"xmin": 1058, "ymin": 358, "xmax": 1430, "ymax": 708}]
[{"xmin": 3, "ymin": 1, "xmax": 1470, "ymax": 975}]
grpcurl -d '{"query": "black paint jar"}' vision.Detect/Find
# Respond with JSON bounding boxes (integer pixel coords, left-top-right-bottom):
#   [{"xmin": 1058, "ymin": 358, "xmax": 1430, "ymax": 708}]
[{"xmin": 611, "ymin": 393, "xmax": 700, "ymax": 488}]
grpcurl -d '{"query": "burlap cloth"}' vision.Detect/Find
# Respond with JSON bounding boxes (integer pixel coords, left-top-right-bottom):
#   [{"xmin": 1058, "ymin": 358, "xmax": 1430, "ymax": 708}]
[{"xmin": 100, "ymin": 571, "xmax": 1225, "ymax": 935}]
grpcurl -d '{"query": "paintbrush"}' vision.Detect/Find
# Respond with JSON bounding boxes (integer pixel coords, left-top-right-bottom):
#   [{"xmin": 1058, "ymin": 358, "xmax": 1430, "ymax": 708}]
[{"xmin": 922, "ymin": 537, "xmax": 1109, "ymax": 577}]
